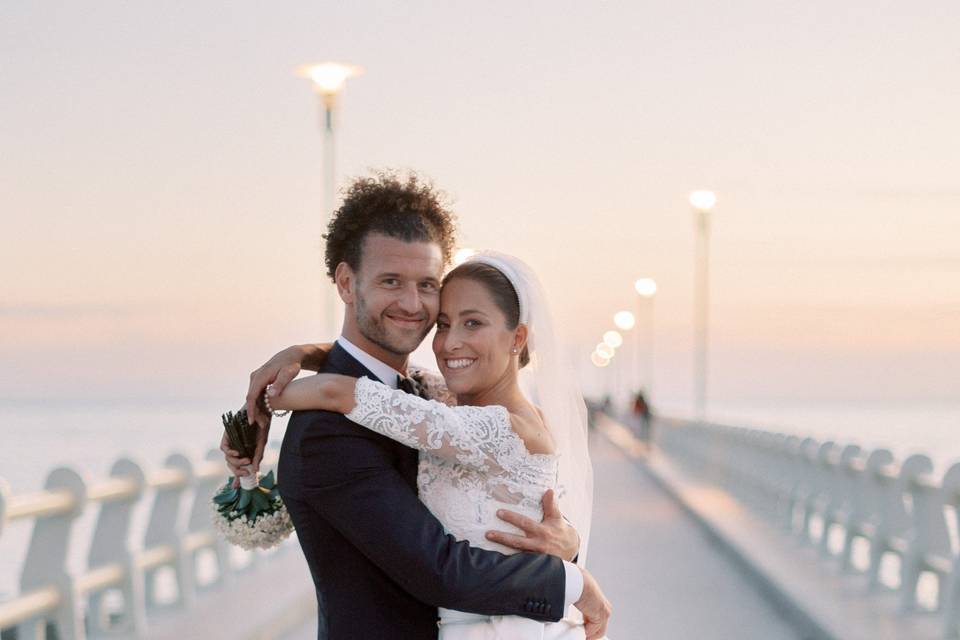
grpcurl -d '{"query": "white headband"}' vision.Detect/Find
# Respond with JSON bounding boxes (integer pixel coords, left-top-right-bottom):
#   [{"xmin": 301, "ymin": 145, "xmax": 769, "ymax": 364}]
[{"xmin": 465, "ymin": 253, "xmax": 531, "ymax": 329}]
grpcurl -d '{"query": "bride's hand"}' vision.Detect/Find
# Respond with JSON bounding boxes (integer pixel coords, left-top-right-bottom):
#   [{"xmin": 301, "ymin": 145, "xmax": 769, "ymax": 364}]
[
  {"xmin": 575, "ymin": 568, "xmax": 612, "ymax": 640},
  {"xmin": 220, "ymin": 426, "xmax": 268, "ymax": 480},
  {"xmin": 245, "ymin": 343, "xmax": 333, "ymax": 427}
]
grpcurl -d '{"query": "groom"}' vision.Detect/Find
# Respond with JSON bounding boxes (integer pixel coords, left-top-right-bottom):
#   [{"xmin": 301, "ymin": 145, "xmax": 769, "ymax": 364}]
[{"xmin": 223, "ymin": 171, "xmax": 610, "ymax": 639}]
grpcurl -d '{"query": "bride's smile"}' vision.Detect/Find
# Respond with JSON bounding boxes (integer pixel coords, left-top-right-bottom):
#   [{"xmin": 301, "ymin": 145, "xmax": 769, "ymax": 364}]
[{"xmin": 433, "ymin": 277, "xmax": 524, "ymax": 399}]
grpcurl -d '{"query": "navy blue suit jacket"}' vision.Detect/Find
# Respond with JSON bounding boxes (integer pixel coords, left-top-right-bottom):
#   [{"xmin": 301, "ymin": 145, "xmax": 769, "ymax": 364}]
[{"xmin": 278, "ymin": 343, "xmax": 566, "ymax": 639}]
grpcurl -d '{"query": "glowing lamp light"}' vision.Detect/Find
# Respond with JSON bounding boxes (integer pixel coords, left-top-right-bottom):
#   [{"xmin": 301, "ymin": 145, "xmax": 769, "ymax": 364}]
[
  {"xmin": 689, "ymin": 190, "xmax": 717, "ymax": 213},
  {"xmin": 613, "ymin": 311, "xmax": 636, "ymax": 331},
  {"xmin": 602, "ymin": 330, "xmax": 623, "ymax": 348},
  {"xmin": 453, "ymin": 248, "xmax": 477, "ymax": 266},
  {"xmin": 298, "ymin": 62, "xmax": 364, "ymax": 96},
  {"xmin": 596, "ymin": 343, "xmax": 615, "ymax": 359},
  {"xmin": 591, "ymin": 352, "xmax": 611, "ymax": 367},
  {"xmin": 635, "ymin": 278, "xmax": 657, "ymax": 297}
]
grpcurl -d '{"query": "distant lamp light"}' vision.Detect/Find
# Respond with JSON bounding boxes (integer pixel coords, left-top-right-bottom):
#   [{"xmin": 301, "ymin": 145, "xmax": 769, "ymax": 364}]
[
  {"xmin": 453, "ymin": 248, "xmax": 477, "ymax": 266},
  {"xmin": 613, "ymin": 311, "xmax": 636, "ymax": 331},
  {"xmin": 596, "ymin": 343, "xmax": 615, "ymax": 359},
  {"xmin": 603, "ymin": 330, "xmax": 623, "ymax": 348},
  {"xmin": 689, "ymin": 190, "xmax": 717, "ymax": 213},
  {"xmin": 635, "ymin": 278, "xmax": 657, "ymax": 297},
  {"xmin": 591, "ymin": 352, "xmax": 611, "ymax": 367},
  {"xmin": 298, "ymin": 61, "xmax": 364, "ymax": 97}
]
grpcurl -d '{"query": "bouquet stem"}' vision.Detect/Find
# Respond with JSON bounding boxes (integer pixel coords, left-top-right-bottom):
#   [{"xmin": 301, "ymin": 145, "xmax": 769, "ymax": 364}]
[{"xmin": 239, "ymin": 464, "xmax": 259, "ymax": 490}]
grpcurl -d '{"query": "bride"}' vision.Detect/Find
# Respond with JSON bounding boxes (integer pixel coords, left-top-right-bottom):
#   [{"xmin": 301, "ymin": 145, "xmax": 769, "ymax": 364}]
[{"xmin": 266, "ymin": 251, "xmax": 609, "ymax": 639}]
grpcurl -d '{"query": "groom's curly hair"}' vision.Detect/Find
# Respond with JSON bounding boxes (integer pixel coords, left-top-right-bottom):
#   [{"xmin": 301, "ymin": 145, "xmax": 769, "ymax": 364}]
[{"xmin": 323, "ymin": 170, "xmax": 457, "ymax": 281}]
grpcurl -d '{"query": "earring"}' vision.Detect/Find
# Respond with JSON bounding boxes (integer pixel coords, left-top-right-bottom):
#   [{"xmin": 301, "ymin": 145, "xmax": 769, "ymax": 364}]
[{"xmin": 511, "ymin": 347, "xmax": 519, "ymax": 354}]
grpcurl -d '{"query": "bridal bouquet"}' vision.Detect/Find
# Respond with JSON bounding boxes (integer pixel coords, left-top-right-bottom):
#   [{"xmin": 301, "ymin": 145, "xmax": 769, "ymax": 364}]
[{"xmin": 212, "ymin": 409, "xmax": 293, "ymax": 550}]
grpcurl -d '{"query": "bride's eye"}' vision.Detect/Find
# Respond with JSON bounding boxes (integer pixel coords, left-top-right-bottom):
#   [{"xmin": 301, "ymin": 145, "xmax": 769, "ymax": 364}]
[
  {"xmin": 435, "ymin": 321, "xmax": 450, "ymax": 332},
  {"xmin": 464, "ymin": 319, "xmax": 482, "ymax": 328}
]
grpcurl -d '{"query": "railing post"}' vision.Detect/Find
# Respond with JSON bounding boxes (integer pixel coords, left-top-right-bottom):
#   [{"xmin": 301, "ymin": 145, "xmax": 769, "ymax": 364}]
[
  {"xmin": 779, "ymin": 436, "xmax": 802, "ymax": 532},
  {"xmin": 940, "ymin": 462, "xmax": 960, "ymax": 639},
  {"xmin": 797, "ymin": 438, "xmax": 820, "ymax": 543},
  {"xmin": 898, "ymin": 454, "xmax": 951, "ymax": 613},
  {"xmin": 867, "ymin": 450, "xmax": 909, "ymax": 591},
  {"xmin": 143, "ymin": 453, "xmax": 191, "ymax": 611},
  {"xmin": 19, "ymin": 467, "xmax": 87, "ymax": 640},
  {"xmin": 86, "ymin": 457, "xmax": 147, "ymax": 638},
  {"xmin": 185, "ymin": 451, "xmax": 235, "ymax": 590},
  {"xmin": 819, "ymin": 444, "xmax": 859, "ymax": 559},
  {"xmin": 838, "ymin": 446, "xmax": 868, "ymax": 572}
]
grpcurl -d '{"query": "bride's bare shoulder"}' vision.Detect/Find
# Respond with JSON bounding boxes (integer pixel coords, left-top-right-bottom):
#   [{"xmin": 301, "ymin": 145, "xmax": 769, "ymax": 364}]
[{"xmin": 507, "ymin": 406, "xmax": 556, "ymax": 455}]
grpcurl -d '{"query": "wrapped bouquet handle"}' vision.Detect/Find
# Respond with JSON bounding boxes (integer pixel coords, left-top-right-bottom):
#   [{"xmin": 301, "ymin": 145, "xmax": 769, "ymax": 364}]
[{"xmin": 212, "ymin": 409, "xmax": 293, "ymax": 550}]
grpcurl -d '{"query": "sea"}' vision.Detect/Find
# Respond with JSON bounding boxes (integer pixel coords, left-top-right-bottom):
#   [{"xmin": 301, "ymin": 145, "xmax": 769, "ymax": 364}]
[{"xmin": 2, "ymin": 398, "xmax": 959, "ymax": 597}]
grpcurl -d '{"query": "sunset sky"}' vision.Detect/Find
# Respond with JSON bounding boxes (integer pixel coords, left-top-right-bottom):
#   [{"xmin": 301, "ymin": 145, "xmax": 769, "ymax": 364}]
[{"xmin": 2, "ymin": 1, "xmax": 958, "ymax": 412}]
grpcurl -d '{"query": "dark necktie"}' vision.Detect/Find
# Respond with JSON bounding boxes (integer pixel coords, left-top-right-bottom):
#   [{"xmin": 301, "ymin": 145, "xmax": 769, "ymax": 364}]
[{"xmin": 397, "ymin": 374, "xmax": 424, "ymax": 398}]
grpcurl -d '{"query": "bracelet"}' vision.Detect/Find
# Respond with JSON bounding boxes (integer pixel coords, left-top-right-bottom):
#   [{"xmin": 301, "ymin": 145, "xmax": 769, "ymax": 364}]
[{"xmin": 264, "ymin": 384, "xmax": 290, "ymax": 417}]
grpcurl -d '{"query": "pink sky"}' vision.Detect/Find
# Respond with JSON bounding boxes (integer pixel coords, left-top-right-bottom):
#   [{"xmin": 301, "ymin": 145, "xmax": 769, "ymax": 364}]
[{"xmin": 1, "ymin": 2, "xmax": 958, "ymax": 411}]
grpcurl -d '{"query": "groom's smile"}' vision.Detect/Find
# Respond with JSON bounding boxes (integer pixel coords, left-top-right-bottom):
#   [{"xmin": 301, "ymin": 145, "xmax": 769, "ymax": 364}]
[{"xmin": 343, "ymin": 233, "xmax": 444, "ymax": 361}]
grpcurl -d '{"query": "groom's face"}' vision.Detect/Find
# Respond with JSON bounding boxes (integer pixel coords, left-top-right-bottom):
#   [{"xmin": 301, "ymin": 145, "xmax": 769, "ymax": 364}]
[{"xmin": 349, "ymin": 233, "xmax": 444, "ymax": 357}]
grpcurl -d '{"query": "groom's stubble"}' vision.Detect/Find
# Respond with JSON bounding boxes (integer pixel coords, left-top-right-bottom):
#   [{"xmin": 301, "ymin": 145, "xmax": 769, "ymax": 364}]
[{"xmin": 354, "ymin": 283, "xmax": 433, "ymax": 358}]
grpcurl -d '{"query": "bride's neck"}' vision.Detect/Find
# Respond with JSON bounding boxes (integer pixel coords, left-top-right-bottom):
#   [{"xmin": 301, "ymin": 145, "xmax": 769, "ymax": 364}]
[{"xmin": 457, "ymin": 373, "xmax": 528, "ymax": 413}]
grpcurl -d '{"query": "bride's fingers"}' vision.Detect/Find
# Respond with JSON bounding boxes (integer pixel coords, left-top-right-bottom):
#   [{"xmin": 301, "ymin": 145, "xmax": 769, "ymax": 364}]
[{"xmin": 583, "ymin": 620, "xmax": 597, "ymax": 639}]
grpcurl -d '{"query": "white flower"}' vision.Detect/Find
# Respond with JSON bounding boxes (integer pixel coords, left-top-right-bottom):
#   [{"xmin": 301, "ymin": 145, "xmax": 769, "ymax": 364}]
[{"xmin": 211, "ymin": 500, "xmax": 294, "ymax": 551}]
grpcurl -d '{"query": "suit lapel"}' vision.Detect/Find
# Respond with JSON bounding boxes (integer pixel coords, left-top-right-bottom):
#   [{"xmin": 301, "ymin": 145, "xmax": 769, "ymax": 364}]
[
  {"xmin": 325, "ymin": 342, "xmax": 388, "ymax": 384},
  {"xmin": 325, "ymin": 343, "xmax": 420, "ymax": 493}
]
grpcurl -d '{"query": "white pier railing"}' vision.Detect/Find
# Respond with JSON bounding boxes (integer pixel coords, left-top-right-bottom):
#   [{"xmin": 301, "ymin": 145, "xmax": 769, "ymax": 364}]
[
  {"xmin": 0, "ymin": 448, "xmax": 312, "ymax": 640},
  {"xmin": 653, "ymin": 416, "xmax": 960, "ymax": 639}
]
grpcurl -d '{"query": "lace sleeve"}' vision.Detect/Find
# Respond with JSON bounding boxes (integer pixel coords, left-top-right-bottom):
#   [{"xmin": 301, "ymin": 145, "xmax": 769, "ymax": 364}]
[{"xmin": 345, "ymin": 376, "xmax": 527, "ymax": 475}]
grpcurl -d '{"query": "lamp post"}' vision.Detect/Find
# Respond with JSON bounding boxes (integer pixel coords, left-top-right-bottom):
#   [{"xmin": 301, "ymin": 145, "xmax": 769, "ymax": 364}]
[
  {"xmin": 612, "ymin": 311, "xmax": 636, "ymax": 408},
  {"xmin": 689, "ymin": 190, "xmax": 716, "ymax": 420},
  {"xmin": 298, "ymin": 61, "xmax": 364, "ymax": 337},
  {"xmin": 634, "ymin": 278, "xmax": 657, "ymax": 399}
]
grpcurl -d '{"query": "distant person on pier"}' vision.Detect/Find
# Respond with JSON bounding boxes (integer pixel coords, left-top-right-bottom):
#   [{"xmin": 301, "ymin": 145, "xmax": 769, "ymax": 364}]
[{"xmin": 631, "ymin": 390, "xmax": 653, "ymax": 448}]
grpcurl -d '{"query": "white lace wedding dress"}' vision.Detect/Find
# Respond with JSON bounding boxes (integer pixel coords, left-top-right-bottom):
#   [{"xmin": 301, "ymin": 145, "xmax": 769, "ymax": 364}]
[{"xmin": 345, "ymin": 375, "xmax": 587, "ymax": 640}]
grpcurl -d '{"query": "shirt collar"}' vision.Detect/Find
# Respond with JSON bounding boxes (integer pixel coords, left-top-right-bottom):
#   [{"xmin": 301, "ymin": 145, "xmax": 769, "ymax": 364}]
[{"xmin": 336, "ymin": 336, "xmax": 402, "ymax": 389}]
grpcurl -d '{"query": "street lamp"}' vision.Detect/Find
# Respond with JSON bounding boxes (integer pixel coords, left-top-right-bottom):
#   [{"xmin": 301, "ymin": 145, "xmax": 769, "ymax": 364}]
[
  {"xmin": 298, "ymin": 61, "xmax": 364, "ymax": 337},
  {"xmin": 613, "ymin": 311, "xmax": 636, "ymax": 331},
  {"xmin": 596, "ymin": 342, "xmax": 616, "ymax": 359},
  {"xmin": 602, "ymin": 330, "xmax": 623, "ymax": 349},
  {"xmin": 590, "ymin": 351, "xmax": 611, "ymax": 367},
  {"xmin": 689, "ymin": 190, "xmax": 716, "ymax": 420},
  {"xmin": 634, "ymin": 277, "xmax": 657, "ymax": 399}
]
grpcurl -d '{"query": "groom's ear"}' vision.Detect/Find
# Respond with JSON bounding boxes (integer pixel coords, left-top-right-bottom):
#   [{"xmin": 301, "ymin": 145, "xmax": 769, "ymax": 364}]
[{"xmin": 335, "ymin": 262, "xmax": 356, "ymax": 304}]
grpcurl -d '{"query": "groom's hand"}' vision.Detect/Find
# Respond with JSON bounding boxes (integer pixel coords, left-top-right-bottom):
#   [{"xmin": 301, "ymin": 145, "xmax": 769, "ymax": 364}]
[
  {"xmin": 485, "ymin": 489, "xmax": 580, "ymax": 560},
  {"xmin": 245, "ymin": 346, "xmax": 304, "ymax": 428},
  {"xmin": 245, "ymin": 343, "xmax": 333, "ymax": 427}
]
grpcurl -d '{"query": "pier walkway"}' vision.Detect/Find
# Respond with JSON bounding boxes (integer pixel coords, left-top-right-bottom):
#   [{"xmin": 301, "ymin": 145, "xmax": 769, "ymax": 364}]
[
  {"xmin": 284, "ymin": 420, "xmax": 803, "ymax": 639},
  {"xmin": 585, "ymin": 421, "xmax": 801, "ymax": 639}
]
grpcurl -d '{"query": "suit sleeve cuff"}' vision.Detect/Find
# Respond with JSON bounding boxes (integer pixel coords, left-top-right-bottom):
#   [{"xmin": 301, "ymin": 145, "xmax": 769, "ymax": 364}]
[{"xmin": 562, "ymin": 560, "xmax": 583, "ymax": 607}]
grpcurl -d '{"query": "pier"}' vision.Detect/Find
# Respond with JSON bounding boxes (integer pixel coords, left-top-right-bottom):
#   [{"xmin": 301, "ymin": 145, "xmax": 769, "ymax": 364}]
[{"xmin": 4, "ymin": 415, "xmax": 960, "ymax": 639}]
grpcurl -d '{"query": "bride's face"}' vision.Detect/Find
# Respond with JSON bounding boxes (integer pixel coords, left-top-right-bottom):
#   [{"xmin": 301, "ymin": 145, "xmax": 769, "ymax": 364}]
[{"xmin": 432, "ymin": 278, "xmax": 519, "ymax": 396}]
